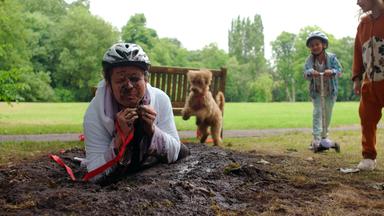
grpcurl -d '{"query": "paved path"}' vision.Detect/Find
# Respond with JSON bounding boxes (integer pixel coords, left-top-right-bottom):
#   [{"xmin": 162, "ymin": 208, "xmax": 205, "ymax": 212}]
[{"xmin": 0, "ymin": 125, "xmax": 364, "ymax": 142}]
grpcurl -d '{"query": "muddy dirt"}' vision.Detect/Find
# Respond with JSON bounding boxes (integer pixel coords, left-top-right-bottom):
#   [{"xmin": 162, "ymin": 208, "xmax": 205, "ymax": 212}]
[{"xmin": 1, "ymin": 143, "xmax": 383, "ymax": 215}]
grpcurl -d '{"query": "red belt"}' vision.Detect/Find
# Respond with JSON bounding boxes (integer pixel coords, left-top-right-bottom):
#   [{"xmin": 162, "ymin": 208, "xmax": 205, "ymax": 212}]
[{"xmin": 50, "ymin": 122, "xmax": 134, "ymax": 182}]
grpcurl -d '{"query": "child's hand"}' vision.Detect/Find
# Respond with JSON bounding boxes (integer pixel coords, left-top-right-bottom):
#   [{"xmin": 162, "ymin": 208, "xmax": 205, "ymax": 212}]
[
  {"xmin": 324, "ymin": 69, "xmax": 333, "ymax": 77},
  {"xmin": 312, "ymin": 70, "xmax": 320, "ymax": 77},
  {"xmin": 353, "ymin": 80, "xmax": 361, "ymax": 95}
]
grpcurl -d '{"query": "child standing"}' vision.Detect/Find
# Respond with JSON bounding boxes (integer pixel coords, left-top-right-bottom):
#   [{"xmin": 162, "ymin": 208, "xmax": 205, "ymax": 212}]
[
  {"xmin": 304, "ymin": 31, "xmax": 342, "ymax": 151},
  {"xmin": 353, "ymin": 0, "xmax": 384, "ymax": 170}
]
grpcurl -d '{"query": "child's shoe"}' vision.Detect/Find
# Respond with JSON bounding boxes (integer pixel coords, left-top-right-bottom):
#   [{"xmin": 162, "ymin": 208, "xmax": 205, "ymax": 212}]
[
  {"xmin": 310, "ymin": 139, "xmax": 322, "ymax": 152},
  {"xmin": 357, "ymin": 159, "xmax": 376, "ymax": 171}
]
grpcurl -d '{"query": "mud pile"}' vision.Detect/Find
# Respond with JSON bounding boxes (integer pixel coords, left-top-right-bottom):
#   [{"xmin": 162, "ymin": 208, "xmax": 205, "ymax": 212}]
[{"xmin": 1, "ymin": 143, "xmax": 383, "ymax": 215}]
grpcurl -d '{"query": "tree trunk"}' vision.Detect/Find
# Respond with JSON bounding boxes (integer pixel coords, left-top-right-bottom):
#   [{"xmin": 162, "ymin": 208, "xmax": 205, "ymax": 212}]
[
  {"xmin": 291, "ymin": 78, "xmax": 296, "ymax": 102},
  {"xmin": 285, "ymin": 82, "xmax": 292, "ymax": 102}
]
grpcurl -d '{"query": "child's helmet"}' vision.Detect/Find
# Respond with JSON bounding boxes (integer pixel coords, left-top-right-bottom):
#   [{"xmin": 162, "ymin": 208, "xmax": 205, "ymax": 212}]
[
  {"xmin": 102, "ymin": 43, "xmax": 150, "ymax": 72},
  {"xmin": 306, "ymin": 31, "xmax": 328, "ymax": 48}
]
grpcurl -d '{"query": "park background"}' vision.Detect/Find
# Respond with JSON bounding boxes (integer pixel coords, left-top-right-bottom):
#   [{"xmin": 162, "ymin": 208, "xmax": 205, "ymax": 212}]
[
  {"xmin": 2, "ymin": 1, "xmax": 384, "ymax": 214},
  {"xmin": 0, "ymin": 0, "xmax": 373, "ymax": 170},
  {"xmin": 1, "ymin": 0, "xmax": 360, "ymax": 103}
]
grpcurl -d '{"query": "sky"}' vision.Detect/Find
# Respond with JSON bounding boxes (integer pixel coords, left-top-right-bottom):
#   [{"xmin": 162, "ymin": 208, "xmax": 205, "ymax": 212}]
[{"xmin": 89, "ymin": 0, "xmax": 361, "ymax": 60}]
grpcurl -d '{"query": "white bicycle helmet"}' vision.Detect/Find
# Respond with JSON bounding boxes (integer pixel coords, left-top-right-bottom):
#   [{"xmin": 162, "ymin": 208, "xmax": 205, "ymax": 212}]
[
  {"xmin": 306, "ymin": 31, "xmax": 328, "ymax": 48},
  {"xmin": 102, "ymin": 43, "xmax": 150, "ymax": 72}
]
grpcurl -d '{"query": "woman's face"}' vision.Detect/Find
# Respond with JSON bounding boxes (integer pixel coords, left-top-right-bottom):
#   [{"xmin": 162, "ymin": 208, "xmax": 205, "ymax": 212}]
[
  {"xmin": 110, "ymin": 66, "xmax": 147, "ymax": 108},
  {"xmin": 357, "ymin": 0, "xmax": 373, "ymax": 12}
]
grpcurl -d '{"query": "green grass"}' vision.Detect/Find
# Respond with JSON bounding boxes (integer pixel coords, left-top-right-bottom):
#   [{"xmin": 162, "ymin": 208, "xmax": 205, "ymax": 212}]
[
  {"xmin": 0, "ymin": 102, "xmax": 361, "ymax": 135},
  {"xmin": 221, "ymin": 129, "xmax": 384, "ymax": 180},
  {"xmin": 176, "ymin": 102, "xmax": 361, "ymax": 130},
  {"xmin": 0, "ymin": 140, "xmax": 83, "ymax": 165},
  {"xmin": 0, "ymin": 102, "xmax": 87, "ymax": 135}
]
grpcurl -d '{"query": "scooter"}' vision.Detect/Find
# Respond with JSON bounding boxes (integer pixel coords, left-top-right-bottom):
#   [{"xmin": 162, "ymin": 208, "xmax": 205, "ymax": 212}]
[{"xmin": 312, "ymin": 72, "xmax": 340, "ymax": 153}]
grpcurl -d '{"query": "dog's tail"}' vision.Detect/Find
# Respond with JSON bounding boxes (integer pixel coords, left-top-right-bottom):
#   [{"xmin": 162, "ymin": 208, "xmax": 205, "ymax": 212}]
[{"xmin": 215, "ymin": 91, "xmax": 225, "ymax": 113}]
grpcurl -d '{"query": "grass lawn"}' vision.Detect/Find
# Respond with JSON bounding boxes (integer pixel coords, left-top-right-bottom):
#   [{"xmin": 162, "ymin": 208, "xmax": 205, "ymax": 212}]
[
  {"xmin": 223, "ymin": 129, "xmax": 384, "ymax": 181},
  {"xmin": 0, "ymin": 102, "xmax": 361, "ymax": 135}
]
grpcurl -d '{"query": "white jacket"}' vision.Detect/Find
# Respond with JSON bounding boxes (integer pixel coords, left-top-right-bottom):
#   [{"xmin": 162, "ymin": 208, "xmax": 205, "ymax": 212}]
[{"xmin": 83, "ymin": 80, "xmax": 180, "ymax": 177}]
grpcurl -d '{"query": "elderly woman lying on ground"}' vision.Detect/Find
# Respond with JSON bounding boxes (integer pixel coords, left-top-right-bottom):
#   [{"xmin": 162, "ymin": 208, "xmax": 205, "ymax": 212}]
[{"xmin": 83, "ymin": 42, "xmax": 189, "ymax": 183}]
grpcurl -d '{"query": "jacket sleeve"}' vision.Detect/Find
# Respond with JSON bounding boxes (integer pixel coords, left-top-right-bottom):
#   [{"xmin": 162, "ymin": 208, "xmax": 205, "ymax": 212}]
[
  {"xmin": 148, "ymin": 93, "xmax": 180, "ymax": 163},
  {"xmin": 352, "ymin": 28, "xmax": 364, "ymax": 81},
  {"xmin": 303, "ymin": 56, "xmax": 314, "ymax": 80},
  {"xmin": 330, "ymin": 55, "xmax": 342, "ymax": 77},
  {"xmin": 83, "ymin": 107, "xmax": 116, "ymax": 179}
]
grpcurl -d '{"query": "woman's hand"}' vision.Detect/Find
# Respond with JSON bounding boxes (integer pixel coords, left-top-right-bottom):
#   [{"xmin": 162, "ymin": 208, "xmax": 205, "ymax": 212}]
[
  {"xmin": 138, "ymin": 105, "xmax": 157, "ymax": 137},
  {"xmin": 114, "ymin": 108, "xmax": 138, "ymax": 150}
]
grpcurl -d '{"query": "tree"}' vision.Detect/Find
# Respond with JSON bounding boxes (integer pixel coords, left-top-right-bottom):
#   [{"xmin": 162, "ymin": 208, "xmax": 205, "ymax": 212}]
[
  {"xmin": 121, "ymin": 13, "xmax": 158, "ymax": 51},
  {"xmin": 18, "ymin": 0, "xmax": 67, "ymax": 21},
  {"xmin": 185, "ymin": 43, "xmax": 228, "ymax": 69},
  {"xmin": 0, "ymin": 69, "xmax": 27, "ymax": 102},
  {"xmin": 18, "ymin": 70, "xmax": 55, "ymax": 101},
  {"xmin": 0, "ymin": 0, "xmax": 31, "ymax": 70},
  {"xmin": 228, "ymin": 15, "xmax": 267, "ymax": 78},
  {"xmin": 328, "ymin": 37, "xmax": 354, "ymax": 101},
  {"xmin": 225, "ymin": 57, "xmax": 252, "ymax": 102},
  {"xmin": 271, "ymin": 32, "xmax": 297, "ymax": 101},
  {"xmin": 149, "ymin": 38, "xmax": 189, "ymax": 66},
  {"xmin": 0, "ymin": 0, "xmax": 31, "ymax": 102},
  {"xmin": 228, "ymin": 15, "xmax": 269, "ymax": 102},
  {"xmin": 54, "ymin": 5, "xmax": 119, "ymax": 101},
  {"xmin": 248, "ymin": 73, "xmax": 274, "ymax": 102}
]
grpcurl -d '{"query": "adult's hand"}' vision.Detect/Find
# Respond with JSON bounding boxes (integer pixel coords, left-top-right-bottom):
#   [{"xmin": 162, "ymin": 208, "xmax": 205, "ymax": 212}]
[
  {"xmin": 114, "ymin": 108, "xmax": 138, "ymax": 150},
  {"xmin": 138, "ymin": 105, "xmax": 157, "ymax": 137}
]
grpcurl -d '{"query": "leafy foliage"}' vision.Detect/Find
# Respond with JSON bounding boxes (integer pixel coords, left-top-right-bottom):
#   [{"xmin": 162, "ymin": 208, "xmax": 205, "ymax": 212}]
[
  {"xmin": 0, "ymin": 69, "xmax": 27, "ymax": 102},
  {"xmin": 271, "ymin": 32, "xmax": 297, "ymax": 101},
  {"xmin": 54, "ymin": 5, "xmax": 118, "ymax": 101},
  {"xmin": 0, "ymin": 3, "xmax": 355, "ymax": 102},
  {"xmin": 227, "ymin": 15, "xmax": 269, "ymax": 101}
]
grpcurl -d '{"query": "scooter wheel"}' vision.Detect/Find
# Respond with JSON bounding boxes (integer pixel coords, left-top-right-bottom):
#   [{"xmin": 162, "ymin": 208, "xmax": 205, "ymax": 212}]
[
  {"xmin": 334, "ymin": 142, "xmax": 340, "ymax": 153},
  {"xmin": 313, "ymin": 144, "xmax": 327, "ymax": 153}
]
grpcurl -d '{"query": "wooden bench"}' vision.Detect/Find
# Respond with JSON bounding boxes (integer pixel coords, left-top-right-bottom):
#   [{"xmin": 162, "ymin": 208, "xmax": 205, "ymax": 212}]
[{"xmin": 148, "ymin": 66, "xmax": 227, "ymax": 116}]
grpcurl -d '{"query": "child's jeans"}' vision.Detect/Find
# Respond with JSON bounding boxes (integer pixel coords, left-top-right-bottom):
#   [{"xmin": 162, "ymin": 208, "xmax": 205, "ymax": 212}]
[{"xmin": 312, "ymin": 93, "xmax": 336, "ymax": 140}]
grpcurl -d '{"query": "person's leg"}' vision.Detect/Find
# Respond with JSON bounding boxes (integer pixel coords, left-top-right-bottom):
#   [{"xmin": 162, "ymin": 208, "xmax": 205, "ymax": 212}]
[
  {"xmin": 324, "ymin": 95, "xmax": 336, "ymax": 138},
  {"xmin": 177, "ymin": 143, "xmax": 190, "ymax": 160},
  {"xmin": 312, "ymin": 94, "xmax": 321, "ymax": 141},
  {"xmin": 359, "ymin": 82, "xmax": 382, "ymax": 161}
]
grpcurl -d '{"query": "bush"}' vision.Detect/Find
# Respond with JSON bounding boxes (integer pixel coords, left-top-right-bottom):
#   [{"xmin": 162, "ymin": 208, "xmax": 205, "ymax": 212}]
[
  {"xmin": 0, "ymin": 69, "xmax": 28, "ymax": 102},
  {"xmin": 248, "ymin": 73, "xmax": 273, "ymax": 102},
  {"xmin": 54, "ymin": 88, "xmax": 75, "ymax": 102},
  {"xmin": 19, "ymin": 70, "xmax": 55, "ymax": 102}
]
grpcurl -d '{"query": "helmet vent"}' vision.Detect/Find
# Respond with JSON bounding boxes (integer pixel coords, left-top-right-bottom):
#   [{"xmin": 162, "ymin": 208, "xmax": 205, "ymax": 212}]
[{"xmin": 132, "ymin": 49, "xmax": 139, "ymax": 57}]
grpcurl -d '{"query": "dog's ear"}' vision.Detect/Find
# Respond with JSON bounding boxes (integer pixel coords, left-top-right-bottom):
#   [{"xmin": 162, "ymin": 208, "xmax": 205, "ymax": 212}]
[{"xmin": 187, "ymin": 70, "xmax": 197, "ymax": 81}]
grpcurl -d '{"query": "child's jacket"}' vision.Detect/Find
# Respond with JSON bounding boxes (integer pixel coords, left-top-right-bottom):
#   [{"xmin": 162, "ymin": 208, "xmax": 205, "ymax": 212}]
[{"xmin": 304, "ymin": 52, "xmax": 342, "ymax": 98}]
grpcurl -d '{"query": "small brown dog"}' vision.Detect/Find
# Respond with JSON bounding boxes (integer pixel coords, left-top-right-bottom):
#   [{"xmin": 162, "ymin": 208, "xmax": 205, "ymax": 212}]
[{"xmin": 182, "ymin": 69, "xmax": 225, "ymax": 146}]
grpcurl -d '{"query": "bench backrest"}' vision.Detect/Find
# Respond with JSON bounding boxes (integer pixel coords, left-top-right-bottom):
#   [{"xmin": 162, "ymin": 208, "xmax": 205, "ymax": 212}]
[{"xmin": 148, "ymin": 66, "xmax": 227, "ymax": 115}]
